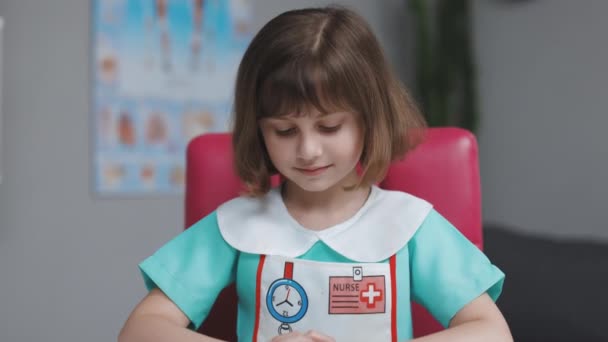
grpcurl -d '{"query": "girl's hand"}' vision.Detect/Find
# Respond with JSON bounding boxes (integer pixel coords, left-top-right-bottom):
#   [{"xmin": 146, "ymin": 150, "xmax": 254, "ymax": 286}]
[{"xmin": 270, "ymin": 330, "xmax": 335, "ymax": 342}]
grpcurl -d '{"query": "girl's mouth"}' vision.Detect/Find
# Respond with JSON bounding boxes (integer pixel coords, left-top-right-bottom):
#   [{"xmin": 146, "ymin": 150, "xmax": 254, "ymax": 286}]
[{"xmin": 295, "ymin": 165, "xmax": 331, "ymax": 176}]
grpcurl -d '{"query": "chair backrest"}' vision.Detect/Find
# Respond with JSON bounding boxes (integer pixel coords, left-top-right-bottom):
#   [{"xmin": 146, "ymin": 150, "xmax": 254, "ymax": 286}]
[{"xmin": 185, "ymin": 127, "xmax": 482, "ymax": 340}]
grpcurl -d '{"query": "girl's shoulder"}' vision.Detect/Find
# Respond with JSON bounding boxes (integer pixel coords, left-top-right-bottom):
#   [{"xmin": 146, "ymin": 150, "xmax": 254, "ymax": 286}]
[{"xmin": 216, "ymin": 186, "xmax": 434, "ymax": 262}]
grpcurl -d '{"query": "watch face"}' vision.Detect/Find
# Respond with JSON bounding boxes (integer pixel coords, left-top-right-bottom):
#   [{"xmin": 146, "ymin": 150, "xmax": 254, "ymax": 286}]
[{"xmin": 266, "ymin": 279, "xmax": 308, "ymax": 323}]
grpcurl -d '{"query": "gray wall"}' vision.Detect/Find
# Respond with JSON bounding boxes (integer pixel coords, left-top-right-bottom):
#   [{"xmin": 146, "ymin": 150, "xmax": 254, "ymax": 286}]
[
  {"xmin": 0, "ymin": 0, "xmax": 606, "ymax": 341},
  {"xmin": 474, "ymin": 0, "xmax": 608, "ymax": 240},
  {"xmin": 0, "ymin": 1, "xmax": 180, "ymax": 341},
  {"xmin": 0, "ymin": 1, "xmax": 409, "ymax": 341}
]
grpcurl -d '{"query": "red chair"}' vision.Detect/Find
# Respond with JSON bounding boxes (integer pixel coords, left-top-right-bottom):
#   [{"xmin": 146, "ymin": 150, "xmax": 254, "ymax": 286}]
[{"xmin": 185, "ymin": 127, "xmax": 483, "ymax": 340}]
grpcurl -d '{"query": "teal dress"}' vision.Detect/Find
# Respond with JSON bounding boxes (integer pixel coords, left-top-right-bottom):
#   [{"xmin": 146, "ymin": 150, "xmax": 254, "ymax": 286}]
[{"xmin": 139, "ymin": 186, "xmax": 504, "ymax": 341}]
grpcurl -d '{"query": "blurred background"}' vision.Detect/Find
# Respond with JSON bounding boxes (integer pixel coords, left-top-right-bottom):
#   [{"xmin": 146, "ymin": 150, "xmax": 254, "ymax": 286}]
[{"xmin": 0, "ymin": 0, "xmax": 606, "ymax": 341}]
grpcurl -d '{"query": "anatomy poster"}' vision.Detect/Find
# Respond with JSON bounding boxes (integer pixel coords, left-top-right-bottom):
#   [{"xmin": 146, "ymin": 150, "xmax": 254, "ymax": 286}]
[{"xmin": 92, "ymin": 0, "xmax": 253, "ymax": 195}]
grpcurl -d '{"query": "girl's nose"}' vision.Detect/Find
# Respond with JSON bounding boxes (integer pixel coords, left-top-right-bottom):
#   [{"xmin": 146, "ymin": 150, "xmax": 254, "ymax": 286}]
[{"xmin": 296, "ymin": 132, "xmax": 323, "ymax": 162}]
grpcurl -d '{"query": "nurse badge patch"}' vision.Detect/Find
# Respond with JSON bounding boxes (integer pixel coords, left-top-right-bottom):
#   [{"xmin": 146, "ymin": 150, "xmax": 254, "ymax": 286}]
[{"xmin": 329, "ymin": 266, "xmax": 386, "ymax": 314}]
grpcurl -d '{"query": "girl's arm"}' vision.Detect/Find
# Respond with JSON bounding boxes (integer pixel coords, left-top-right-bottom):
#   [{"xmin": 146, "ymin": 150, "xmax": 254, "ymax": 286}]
[
  {"xmin": 410, "ymin": 293, "xmax": 512, "ymax": 342},
  {"xmin": 118, "ymin": 288, "xmax": 225, "ymax": 342}
]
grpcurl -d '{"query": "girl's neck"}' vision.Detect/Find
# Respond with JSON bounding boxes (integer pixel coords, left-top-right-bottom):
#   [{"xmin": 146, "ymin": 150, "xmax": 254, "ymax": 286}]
[{"xmin": 281, "ymin": 175, "xmax": 372, "ymax": 231}]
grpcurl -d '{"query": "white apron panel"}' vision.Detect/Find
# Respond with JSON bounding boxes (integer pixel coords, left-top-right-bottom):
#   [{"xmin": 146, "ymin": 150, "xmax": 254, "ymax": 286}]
[{"xmin": 257, "ymin": 256, "xmax": 393, "ymax": 341}]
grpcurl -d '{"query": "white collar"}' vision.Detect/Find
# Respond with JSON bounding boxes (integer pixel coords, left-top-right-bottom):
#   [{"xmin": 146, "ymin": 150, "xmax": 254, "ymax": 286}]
[{"xmin": 216, "ymin": 185, "xmax": 433, "ymax": 262}]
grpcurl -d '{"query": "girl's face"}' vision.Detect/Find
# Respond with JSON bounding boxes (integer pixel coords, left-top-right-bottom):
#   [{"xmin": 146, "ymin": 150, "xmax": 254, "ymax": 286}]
[{"xmin": 259, "ymin": 109, "xmax": 364, "ymax": 193}]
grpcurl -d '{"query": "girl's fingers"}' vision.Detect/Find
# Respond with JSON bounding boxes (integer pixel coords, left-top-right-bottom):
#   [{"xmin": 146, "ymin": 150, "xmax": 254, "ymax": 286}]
[
  {"xmin": 305, "ymin": 330, "xmax": 336, "ymax": 342},
  {"xmin": 270, "ymin": 330, "xmax": 335, "ymax": 342},
  {"xmin": 270, "ymin": 331, "xmax": 311, "ymax": 342}
]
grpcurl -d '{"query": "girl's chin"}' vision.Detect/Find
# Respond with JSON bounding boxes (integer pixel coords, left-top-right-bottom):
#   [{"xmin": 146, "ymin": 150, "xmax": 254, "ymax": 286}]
[{"xmin": 285, "ymin": 178, "xmax": 348, "ymax": 194}]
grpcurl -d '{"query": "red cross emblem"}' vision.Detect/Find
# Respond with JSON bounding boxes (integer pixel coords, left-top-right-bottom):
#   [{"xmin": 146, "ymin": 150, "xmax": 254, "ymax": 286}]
[{"xmin": 359, "ymin": 283, "xmax": 383, "ymax": 308}]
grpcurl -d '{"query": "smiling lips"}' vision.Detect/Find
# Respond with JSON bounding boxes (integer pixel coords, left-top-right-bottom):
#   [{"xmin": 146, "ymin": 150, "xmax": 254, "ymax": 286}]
[{"xmin": 295, "ymin": 165, "xmax": 332, "ymax": 176}]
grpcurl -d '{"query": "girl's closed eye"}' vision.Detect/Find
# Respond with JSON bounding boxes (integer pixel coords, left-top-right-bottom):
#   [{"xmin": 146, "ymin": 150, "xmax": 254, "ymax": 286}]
[
  {"xmin": 318, "ymin": 124, "xmax": 341, "ymax": 133},
  {"xmin": 275, "ymin": 127, "xmax": 297, "ymax": 136}
]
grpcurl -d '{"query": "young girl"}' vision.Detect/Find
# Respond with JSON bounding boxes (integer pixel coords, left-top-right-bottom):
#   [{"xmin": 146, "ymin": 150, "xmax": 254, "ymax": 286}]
[{"xmin": 119, "ymin": 6, "xmax": 512, "ymax": 342}]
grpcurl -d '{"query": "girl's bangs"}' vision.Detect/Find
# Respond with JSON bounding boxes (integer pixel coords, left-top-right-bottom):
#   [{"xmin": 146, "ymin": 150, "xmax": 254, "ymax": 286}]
[{"xmin": 258, "ymin": 58, "xmax": 352, "ymax": 118}]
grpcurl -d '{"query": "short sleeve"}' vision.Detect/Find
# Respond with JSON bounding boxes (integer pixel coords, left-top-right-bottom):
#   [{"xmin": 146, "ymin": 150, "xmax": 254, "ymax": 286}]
[
  {"xmin": 409, "ymin": 209, "xmax": 505, "ymax": 327},
  {"xmin": 139, "ymin": 211, "xmax": 239, "ymax": 330}
]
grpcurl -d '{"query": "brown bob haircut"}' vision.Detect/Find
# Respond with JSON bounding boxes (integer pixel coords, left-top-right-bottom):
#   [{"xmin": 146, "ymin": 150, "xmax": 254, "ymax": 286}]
[{"xmin": 232, "ymin": 6, "xmax": 426, "ymax": 195}]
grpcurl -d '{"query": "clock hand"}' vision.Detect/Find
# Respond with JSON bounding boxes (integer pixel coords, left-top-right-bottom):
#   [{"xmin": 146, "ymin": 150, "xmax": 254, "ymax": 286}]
[{"xmin": 276, "ymin": 288, "xmax": 294, "ymax": 307}]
